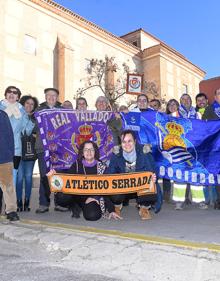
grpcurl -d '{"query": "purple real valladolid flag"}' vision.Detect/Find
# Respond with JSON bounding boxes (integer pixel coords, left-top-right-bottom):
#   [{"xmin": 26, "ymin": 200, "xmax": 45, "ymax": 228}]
[{"xmin": 35, "ymin": 109, "xmax": 115, "ymax": 170}]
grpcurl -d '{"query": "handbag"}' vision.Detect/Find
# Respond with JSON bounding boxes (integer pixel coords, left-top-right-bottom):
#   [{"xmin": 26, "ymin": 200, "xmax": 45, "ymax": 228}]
[{"xmin": 21, "ymin": 131, "xmax": 37, "ymax": 161}]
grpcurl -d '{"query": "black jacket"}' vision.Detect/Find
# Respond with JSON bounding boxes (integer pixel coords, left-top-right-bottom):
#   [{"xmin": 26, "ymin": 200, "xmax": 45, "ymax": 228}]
[
  {"xmin": 61, "ymin": 160, "xmax": 115, "ymax": 213},
  {"xmin": 202, "ymin": 105, "xmax": 220, "ymax": 120}
]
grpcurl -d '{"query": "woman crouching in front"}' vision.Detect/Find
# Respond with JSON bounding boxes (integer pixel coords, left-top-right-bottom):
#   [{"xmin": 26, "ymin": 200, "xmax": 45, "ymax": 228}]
[
  {"xmin": 47, "ymin": 140, "xmax": 121, "ymax": 221},
  {"xmin": 106, "ymin": 130, "xmax": 158, "ymax": 220}
]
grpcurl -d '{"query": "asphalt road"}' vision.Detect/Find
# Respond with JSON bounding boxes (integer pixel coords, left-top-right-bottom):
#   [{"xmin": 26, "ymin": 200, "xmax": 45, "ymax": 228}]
[
  {"xmin": 0, "ymin": 238, "xmax": 120, "ymax": 281},
  {"xmin": 0, "ymin": 222, "xmax": 220, "ymax": 281}
]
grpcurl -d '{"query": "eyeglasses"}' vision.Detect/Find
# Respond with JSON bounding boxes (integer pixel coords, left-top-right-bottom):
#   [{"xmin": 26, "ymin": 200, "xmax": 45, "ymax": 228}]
[
  {"xmin": 7, "ymin": 89, "xmax": 18, "ymax": 94},
  {"xmin": 83, "ymin": 148, "xmax": 95, "ymax": 153}
]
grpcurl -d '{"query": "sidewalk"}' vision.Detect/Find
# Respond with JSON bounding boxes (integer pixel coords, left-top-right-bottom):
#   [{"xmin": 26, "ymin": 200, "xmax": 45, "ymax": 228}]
[
  {"xmin": 0, "ymin": 220, "xmax": 220, "ymax": 281},
  {"xmin": 16, "ymin": 185, "xmax": 220, "ymax": 246},
  {"xmin": 1, "ymin": 179, "xmax": 220, "ymax": 280}
]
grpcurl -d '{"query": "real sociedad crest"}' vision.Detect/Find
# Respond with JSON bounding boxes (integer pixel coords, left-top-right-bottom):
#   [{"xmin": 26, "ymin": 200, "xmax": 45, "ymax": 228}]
[
  {"xmin": 129, "ymin": 77, "xmax": 141, "ymax": 89},
  {"xmin": 155, "ymin": 114, "xmax": 196, "ymax": 166}
]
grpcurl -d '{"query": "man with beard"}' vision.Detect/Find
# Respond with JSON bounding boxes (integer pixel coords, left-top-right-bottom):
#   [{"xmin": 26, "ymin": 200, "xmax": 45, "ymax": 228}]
[{"xmin": 195, "ymin": 93, "xmax": 209, "ymax": 117}]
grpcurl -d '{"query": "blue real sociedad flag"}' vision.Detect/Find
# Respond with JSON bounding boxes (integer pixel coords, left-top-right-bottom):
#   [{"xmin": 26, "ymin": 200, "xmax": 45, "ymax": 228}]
[{"xmin": 121, "ymin": 111, "xmax": 220, "ymax": 186}]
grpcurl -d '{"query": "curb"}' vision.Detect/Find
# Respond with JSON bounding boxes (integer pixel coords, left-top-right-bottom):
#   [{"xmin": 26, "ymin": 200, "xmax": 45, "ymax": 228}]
[{"xmin": 7, "ymin": 218, "xmax": 220, "ymax": 253}]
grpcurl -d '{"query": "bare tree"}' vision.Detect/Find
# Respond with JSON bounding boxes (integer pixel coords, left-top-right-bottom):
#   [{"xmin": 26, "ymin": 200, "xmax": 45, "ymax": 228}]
[{"xmin": 76, "ymin": 56, "xmax": 160, "ymax": 109}]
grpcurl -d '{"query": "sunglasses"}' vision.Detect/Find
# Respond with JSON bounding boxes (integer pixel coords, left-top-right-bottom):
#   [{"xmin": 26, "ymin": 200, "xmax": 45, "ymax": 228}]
[{"xmin": 7, "ymin": 89, "xmax": 18, "ymax": 94}]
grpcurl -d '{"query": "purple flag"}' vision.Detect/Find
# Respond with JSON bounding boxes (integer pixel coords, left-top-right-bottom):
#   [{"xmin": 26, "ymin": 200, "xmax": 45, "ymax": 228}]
[{"xmin": 35, "ymin": 109, "xmax": 115, "ymax": 170}]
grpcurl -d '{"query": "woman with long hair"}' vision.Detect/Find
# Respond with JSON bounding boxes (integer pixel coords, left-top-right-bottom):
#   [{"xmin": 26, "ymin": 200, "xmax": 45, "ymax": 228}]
[
  {"xmin": 166, "ymin": 99, "xmax": 179, "ymax": 115},
  {"xmin": 16, "ymin": 95, "xmax": 39, "ymax": 211},
  {"xmin": 47, "ymin": 140, "xmax": 121, "ymax": 221}
]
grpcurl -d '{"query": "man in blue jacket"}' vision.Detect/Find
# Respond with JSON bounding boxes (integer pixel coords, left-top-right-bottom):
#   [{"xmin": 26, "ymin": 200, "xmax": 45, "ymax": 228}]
[{"xmin": 0, "ymin": 110, "xmax": 19, "ymax": 221}]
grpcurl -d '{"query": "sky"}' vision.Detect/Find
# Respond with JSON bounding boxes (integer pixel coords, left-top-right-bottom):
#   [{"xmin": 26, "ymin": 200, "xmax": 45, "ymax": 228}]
[{"xmin": 55, "ymin": 0, "xmax": 220, "ymax": 79}]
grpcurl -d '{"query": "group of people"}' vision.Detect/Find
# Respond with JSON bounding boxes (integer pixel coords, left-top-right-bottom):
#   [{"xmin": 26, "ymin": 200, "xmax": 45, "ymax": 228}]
[
  {"xmin": 0, "ymin": 85, "xmax": 219, "ymax": 222},
  {"xmin": 165, "ymin": 91, "xmax": 220, "ymax": 210}
]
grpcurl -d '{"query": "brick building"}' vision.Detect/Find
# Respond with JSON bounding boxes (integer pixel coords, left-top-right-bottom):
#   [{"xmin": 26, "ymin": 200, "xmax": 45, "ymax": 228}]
[{"xmin": 199, "ymin": 76, "xmax": 220, "ymax": 103}]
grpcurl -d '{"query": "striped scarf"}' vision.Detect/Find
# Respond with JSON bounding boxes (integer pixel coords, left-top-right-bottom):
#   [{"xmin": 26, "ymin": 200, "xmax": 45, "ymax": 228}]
[{"xmin": 178, "ymin": 105, "xmax": 198, "ymax": 119}]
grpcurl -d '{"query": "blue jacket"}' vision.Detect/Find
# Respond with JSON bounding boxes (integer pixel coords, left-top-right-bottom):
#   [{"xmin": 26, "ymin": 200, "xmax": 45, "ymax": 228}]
[
  {"xmin": 106, "ymin": 143, "xmax": 163, "ymax": 213},
  {"xmin": 0, "ymin": 101, "xmax": 34, "ymax": 156},
  {"xmin": 0, "ymin": 110, "xmax": 14, "ymax": 164}
]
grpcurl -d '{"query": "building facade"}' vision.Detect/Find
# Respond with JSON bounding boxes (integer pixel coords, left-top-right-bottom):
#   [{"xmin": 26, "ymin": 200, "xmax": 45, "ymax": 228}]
[
  {"xmin": 200, "ymin": 76, "xmax": 220, "ymax": 103},
  {"xmin": 0, "ymin": 0, "xmax": 205, "ymax": 108}
]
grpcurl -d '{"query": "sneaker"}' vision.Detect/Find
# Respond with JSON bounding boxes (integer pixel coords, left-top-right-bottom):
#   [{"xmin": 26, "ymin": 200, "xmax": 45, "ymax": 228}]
[
  {"xmin": 54, "ymin": 205, "xmax": 69, "ymax": 212},
  {"xmin": 199, "ymin": 202, "xmax": 208, "ymax": 210},
  {"xmin": 35, "ymin": 206, "xmax": 49, "ymax": 214},
  {"xmin": 175, "ymin": 202, "xmax": 184, "ymax": 210},
  {"xmin": 6, "ymin": 212, "xmax": 20, "ymax": 221},
  {"xmin": 139, "ymin": 207, "xmax": 152, "ymax": 220},
  {"xmin": 115, "ymin": 204, "xmax": 122, "ymax": 216}
]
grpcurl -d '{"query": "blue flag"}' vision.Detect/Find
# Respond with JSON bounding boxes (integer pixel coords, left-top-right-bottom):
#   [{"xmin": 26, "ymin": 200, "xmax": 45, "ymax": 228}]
[{"xmin": 122, "ymin": 111, "xmax": 220, "ymax": 186}]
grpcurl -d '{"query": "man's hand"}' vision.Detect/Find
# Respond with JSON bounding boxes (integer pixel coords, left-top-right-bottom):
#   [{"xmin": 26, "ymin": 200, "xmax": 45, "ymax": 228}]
[
  {"xmin": 114, "ymin": 112, "xmax": 121, "ymax": 119},
  {"xmin": 46, "ymin": 169, "xmax": 56, "ymax": 177}
]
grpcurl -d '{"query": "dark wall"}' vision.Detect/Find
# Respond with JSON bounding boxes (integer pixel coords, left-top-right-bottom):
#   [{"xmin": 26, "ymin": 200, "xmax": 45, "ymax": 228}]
[{"xmin": 199, "ymin": 77, "xmax": 220, "ymax": 103}]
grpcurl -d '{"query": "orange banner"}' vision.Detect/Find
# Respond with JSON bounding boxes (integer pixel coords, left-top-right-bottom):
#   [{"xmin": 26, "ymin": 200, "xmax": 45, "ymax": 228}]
[{"xmin": 48, "ymin": 171, "xmax": 156, "ymax": 196}]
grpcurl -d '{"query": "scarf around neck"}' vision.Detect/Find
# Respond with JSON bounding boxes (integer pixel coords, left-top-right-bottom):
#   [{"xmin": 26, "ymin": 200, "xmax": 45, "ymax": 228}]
[
  {"xmin": 123, "ymin": 148, "xmax": 137, "ymax": 164},
  {"xmin": 197, "ymin": 107, "xmax": 206, "ymax": 116},
  {"xmin": 82, "ymin": 159, "xmax": 97, "ymax": 167},
  {"xmin": 178, "ymin": 104, "xmax": 197, "ymax": 119},
  {"xmin": 2, "ymin": 99, "xmax": 22, "ymax": 119}
]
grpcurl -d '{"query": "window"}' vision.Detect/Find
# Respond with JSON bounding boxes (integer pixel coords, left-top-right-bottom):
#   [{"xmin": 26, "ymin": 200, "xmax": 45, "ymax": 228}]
[
  {"xmin": 182, "ymin": 84, "xmax": 188, "ymax": 94},
  {"xmin": 24, "ymin": 34, "xmax": 37, "ymax": 55},
  {"xmin": 132, "ymin": 41, "xmax": 138, "ymax": 47}
]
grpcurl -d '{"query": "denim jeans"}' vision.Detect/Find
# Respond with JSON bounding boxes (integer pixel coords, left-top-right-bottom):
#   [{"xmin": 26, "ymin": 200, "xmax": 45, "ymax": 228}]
[
  {"xmin": 16, "ymin": 160, "xmax": 35, "ymax": 201},
  {"xmin": 203, "ymin": 186, "xmax": 218, "ymax": 205},
  {"xmin": 13, "ymin": 156, "xmax": 21, "ymax": 187}
]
